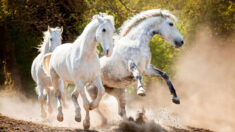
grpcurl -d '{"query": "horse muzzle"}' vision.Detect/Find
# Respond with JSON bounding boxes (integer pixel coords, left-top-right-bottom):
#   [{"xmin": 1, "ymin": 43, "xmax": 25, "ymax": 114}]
[
  {"xmin": 174, "ymin": 40, "xmax": 184, "ymax": 48},
  {"xmin": 104, "ymin": 49, "xmax": 112, "ymax": 57}
]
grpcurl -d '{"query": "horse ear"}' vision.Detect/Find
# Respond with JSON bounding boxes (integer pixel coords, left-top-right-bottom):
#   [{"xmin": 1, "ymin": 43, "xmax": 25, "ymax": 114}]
[
  {"xmin": 60, "ymin": 26, "xmax": 63, "ymax": 34},
  {"xmin": 97, "ymin": 17, "xmax": 104, "ymax": 24},
  {"xmin": 48, "ymin": 25, "xmax": 52, "ymax": 33}
]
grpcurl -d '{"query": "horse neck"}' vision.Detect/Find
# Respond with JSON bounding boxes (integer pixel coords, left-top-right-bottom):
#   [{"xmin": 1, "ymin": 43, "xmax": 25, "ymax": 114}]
[
  {"xmin": 125, "ymin": 17, "xmax": 162, "ymax": 48},
  {"xmin": 74, "ymin": 20, "xmax": 99, "ymax": 59}
]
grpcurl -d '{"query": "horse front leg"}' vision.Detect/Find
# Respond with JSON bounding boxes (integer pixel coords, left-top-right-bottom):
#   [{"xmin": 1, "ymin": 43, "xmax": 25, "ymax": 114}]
[
  {"xmin": 144, "ymin": 64, "xmax": 180, "ymax": 104},
  {"xmin": 71, "ymin": 89, "xmax": 81, "ymax": 122},
  {"xmin": 89, "ymin": 76, "xmax": 105, "ymax": 110},
  {"xmin": 128, "ymin": 60, "xmax": 146, "ymax": 96},
  {"xmin": 87, "ymin": 84, "xmax": 107, "ymax": 125},
  {"xmin": 75, "ymin": 81, "xmax": 90, "ymax": 130},
  {"xmin": 50, "ymin": 69, "xmax": 64, "ymax": 122}
]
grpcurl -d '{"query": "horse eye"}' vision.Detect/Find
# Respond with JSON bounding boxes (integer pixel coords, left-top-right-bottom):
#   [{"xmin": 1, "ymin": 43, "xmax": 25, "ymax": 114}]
[
  {"xmin": 102, "ymin": 29, "xmax": 106, "ymax": 32},
  {"xmin": 169, "ymin": 23, "xmax": 174, "ymax": 27},
  {"xmin": 50, "ymin": 38, "xmax": 53, "ymax": 41}
]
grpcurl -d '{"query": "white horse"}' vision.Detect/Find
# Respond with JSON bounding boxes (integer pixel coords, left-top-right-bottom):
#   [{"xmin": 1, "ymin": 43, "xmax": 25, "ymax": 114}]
[
  {"xmin": 31, "ymin": 26, "xmax": 63, "ymax": 118},
  {"xmin": 87, "ymin": 9, "xmax": 184, "ymax": 123},
  {"xmin": 43, "ymin": 13, "xmax": 115, "ymax": 129}
]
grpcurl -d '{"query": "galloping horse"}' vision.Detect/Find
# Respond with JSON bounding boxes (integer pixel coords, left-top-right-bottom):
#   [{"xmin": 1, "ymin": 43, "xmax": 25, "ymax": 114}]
[
  {"xmin": 31, "ymin": 26, "xmax": 63, "ymax": 118},
  {"xmin": 43, "ymin": 13, "xmax": 115, "ymax": 129},
  {"xmin": 87, "ymin": 9, "xmax": 184, "ymax": 124}
]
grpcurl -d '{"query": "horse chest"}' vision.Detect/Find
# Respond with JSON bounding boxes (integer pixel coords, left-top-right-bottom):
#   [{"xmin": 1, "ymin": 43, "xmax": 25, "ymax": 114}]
[{"xmin": 73, "ymin": 60, "xmax": 100, "ymax": 82}]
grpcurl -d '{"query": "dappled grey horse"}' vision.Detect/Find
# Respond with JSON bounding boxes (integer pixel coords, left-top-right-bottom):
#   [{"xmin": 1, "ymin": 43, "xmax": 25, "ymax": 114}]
[{"xmin": 87, "ymin": 9, "xmax": 184, "ymax": 124}]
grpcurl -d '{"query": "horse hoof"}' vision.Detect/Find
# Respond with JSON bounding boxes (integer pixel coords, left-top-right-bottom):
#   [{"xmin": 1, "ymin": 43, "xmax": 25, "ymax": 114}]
[
  {"xmin": 75, "ymin": 116, "xmax": 81, "ymax": 122},
  {"xmin": 57, "ymin": 115, "xmax": 63, "ymax": 122},
  {"xmin": 83, "ymin": 120, "xmax": 90, "ymax": 130},
  {"xmin": 137, "ymin": 88, "xmax": 146, "ymax": 96},
  {"xmin": 172, "ymin": 97, "xmax": 180, "ymax": 104}
]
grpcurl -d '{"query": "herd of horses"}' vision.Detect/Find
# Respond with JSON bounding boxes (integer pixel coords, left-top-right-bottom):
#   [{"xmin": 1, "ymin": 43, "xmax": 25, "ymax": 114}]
[{"xmin": 31, "ymin": 9, "xmax": 184, "ymax": 129}]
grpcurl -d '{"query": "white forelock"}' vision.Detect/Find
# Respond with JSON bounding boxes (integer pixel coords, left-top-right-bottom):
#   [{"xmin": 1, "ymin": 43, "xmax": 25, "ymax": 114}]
[{"xmin": 120, "ymin": 9, "xmax": 177, "ymax": 37}]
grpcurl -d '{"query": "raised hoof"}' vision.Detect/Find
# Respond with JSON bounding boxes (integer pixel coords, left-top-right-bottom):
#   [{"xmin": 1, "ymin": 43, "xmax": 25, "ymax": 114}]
[
  {"xmin": 172, "ymin": 97, "xmax": 180, "ymax": 104},
  {"xmin": 137, "ymin": 87, "xmax": 146, "ymax": 96},
  {"xmin": 57, "ymin": 115, "xmax": 64, "ymax": 122},
  {"xmin": 83, "ymin": 120, "xmax": 90, "ymax": 130},
  {"xmin": 75, "ymin": 116, "xmax": 81, "ymax": 122}
]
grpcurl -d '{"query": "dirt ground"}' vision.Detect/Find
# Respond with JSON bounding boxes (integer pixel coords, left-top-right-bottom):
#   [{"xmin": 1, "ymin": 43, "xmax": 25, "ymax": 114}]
[
  {"xmin": 0, "ymin": 113, "xmax": 96, "ymax": 132},
  {"xmin": 0, "ymin": 113, "xmax": 213, "ymax": 132}
]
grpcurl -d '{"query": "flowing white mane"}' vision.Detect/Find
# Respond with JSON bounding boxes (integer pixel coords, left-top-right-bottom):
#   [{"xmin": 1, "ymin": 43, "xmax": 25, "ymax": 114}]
[
  {"xmin": 120, "ymin": 9, "xmax": 177, "ymax": 37},
  {"xmin": 38, "ymin": 27, "xmax": 61, "ymax": 53}
]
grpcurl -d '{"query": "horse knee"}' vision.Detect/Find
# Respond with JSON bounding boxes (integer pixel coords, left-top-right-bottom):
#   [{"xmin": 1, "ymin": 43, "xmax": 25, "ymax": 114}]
[
  {"xmin": 161, "ymin": 72, "xmax": 169, "ymax": 80},
  {"xmin": 136, "ymin": 75, "xmax": 142, "ymax": 80}
]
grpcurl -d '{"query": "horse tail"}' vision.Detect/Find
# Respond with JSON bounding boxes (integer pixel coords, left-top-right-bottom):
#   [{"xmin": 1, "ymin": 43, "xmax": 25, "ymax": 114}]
[{"xmin": 43, "ymin": 53, "xmax": 52, "ymax": 76}]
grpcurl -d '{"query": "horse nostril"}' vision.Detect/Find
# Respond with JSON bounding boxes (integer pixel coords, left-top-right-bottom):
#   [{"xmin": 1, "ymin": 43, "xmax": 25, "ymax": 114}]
[
  {"xmin": 106, "ymin": 49, "xmax": 109, "ymax": 55},
  {"xmin": 181, "ymin": 40, "xmax": 184, "ymax": 45},
  {"xmin": 174, "ymin": 40, "xmax": 178, "ymax": 45}
]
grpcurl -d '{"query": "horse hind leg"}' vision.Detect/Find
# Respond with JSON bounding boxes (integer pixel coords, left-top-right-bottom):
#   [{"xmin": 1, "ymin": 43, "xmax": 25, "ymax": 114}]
[
  {"xmin": 61, "ymin": 81, "xmax": 68, "ymax": 108},
  {"xmin": 106, "ymin": 88, "xmax": 126, "ymax": 118},
  {"xmin": 37, "ymin": 85, "xmax": 47, "ymax": 118},
  {"xmin": 45, "ymin": 87, "xmax": 52, "ymax": 114}
]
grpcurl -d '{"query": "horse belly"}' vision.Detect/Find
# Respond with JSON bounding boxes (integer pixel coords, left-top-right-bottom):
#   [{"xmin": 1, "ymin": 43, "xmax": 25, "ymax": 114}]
[{"xmin": 102, "ymin": 75, "xmax": 135, "ymax": 89}]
